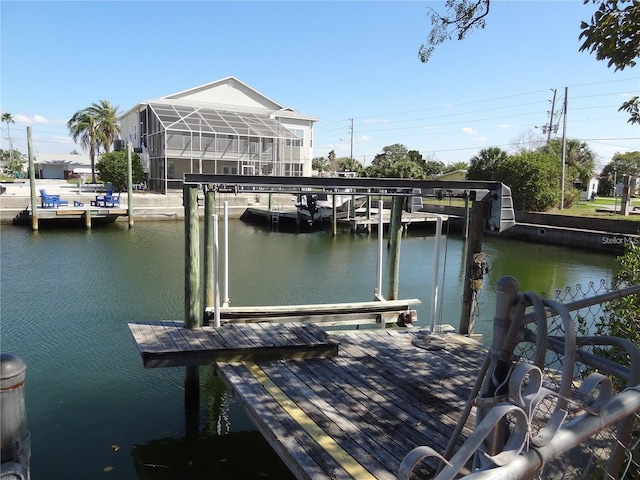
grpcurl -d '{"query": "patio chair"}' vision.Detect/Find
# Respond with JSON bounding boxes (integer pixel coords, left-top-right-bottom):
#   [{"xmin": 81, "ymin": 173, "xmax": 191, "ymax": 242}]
[{"xmin": 39, "ymin": 189, "xmax": 69, "ymax": 208}]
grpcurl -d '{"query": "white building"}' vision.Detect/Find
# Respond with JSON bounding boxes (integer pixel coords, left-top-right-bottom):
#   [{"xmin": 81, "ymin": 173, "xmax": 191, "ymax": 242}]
[
  {"xmin": 118, "ymin": 76, "xmax": 318, "ymax": 193},
  {"xmin": 34, "ymin": 153, "xmax": 92, "ymax": 179}
]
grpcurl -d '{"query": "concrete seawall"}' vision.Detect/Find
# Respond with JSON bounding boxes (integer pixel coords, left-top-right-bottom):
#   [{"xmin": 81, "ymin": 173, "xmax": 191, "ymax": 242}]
[
  {"xmin": 422, "ymin": 204, "xmax": 640, "ymax": 253},
  {"xmin": 0, "ymin": 180, "xmax": 297, "ymax": 224}
]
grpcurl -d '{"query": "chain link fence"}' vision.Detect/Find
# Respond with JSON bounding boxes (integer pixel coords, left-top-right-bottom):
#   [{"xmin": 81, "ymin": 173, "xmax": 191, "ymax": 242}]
[{"xmin": 511, "ymin": 280, "xmax": 640, "ymax": 479}]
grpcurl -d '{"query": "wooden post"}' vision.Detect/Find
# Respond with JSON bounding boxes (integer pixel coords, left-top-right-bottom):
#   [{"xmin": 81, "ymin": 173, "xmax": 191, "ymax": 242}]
[
  {"xmin": 387, "ymin": 196, "xmax": 404, "ymax": 300},
  {"xmin": 126, "ymin": 142, "xmax": 134, "ymax": 228},
  {"xmin": 27, "ymin": 127, "xmax": 38, "ymax": 231},
  {"xmin": 203, "ymin": 186, "xmax": 215, "ymax": 317},
  {"xmin": 332, "ymin": 194, "xmax": 337, "ymax": 236},
  {"xmin": 184, "ymin": 184, "xmax": 201, "ymax": 329},
  {"xmin": 463, "ymin": 191, "xmax": 470, "ymax": 240},
  {"xmin": 459, "ymin": 198, "xmax": 485, "ymax": 335},
  {"xmin": 84, "ymin": 209, "xmax": 91, "ymax": 229}
]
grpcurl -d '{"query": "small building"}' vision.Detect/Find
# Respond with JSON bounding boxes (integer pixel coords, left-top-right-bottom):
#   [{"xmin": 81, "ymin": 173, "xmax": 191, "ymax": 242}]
[
  {"xmin": 118, "ymin": 76, "xmax": 319, "ymax": 193},
  {"xmin": 436, "ymin": 169, "xmax": 468, "ymax": 182},
  {"xmin": 34, "ymin": 153, "xmax": 92, "ymax": 179}
]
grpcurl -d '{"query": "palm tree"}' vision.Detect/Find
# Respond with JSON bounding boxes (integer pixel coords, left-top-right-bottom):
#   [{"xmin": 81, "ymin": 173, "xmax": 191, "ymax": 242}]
[
  {"xmin": 88, "ymin": 100, "xmax": 120, "ymax": 153},
  {"xmin": 2, "ymin": 113, "xmax": 15, "ymax": 162},
  {"xmin": 68, "ymin": 109, "xmax": 99, "ymax": 183},
  {"xmin": 468, "ymin": 147, "xmax": 508, "ymax": 180},
  {"xmin": 67, "ymin": 100, "xmax": 120, "ymax": 183}
]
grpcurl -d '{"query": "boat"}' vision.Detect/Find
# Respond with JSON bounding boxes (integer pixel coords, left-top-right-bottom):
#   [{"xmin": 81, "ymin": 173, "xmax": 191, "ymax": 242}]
[{"xmin": 295, "ymin": 190, "xmax": 367, "ymax": 225}]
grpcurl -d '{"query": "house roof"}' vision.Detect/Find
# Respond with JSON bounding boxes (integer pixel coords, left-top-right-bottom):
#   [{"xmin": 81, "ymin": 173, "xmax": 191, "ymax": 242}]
[
  {"xmin": 148, "ymin": 102, "xmax": 301, "ymax": 139},
  {"xmin": 121, "ymin": 76, "xmax": 318, "ymax": 123}
]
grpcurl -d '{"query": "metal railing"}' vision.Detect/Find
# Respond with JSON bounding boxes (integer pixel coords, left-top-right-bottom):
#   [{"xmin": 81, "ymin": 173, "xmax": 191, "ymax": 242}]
[{"xmin": 399, "ymin": 277, "xmax": 640, "ymax": 480}]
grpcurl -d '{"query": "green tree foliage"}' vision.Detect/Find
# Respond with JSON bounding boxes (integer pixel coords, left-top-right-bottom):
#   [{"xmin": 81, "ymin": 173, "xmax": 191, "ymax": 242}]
[
  {"xmin": 494, "ymin": 151, "xmax": 561, "ymax": 211},
  {"xmin": 598, "ymin": 151, "xmax": 640, "ymax": 196},
  {"xmin": 468, "ymin": 147, "xmax": 508, "ymax": 180},
  {"xmin": 68, "ymin": 100, "xmax": 121, "ymax": 183},
  {"xmin": 423, "ymin": 160, "xmax": 446, "ymax": 177},
  {"xmin": 334, "ymin": 157, "xmax": 365, "ymax": 176},
  {"xmin": 541, "ymin": 139, "xmax": 595, "ymax": 182},
  {"xmin": 312, "ymin": 156, "xmax": 328, "ymax": 173},
  {"xmin": 95, "ymin": 150, "xmax": 143, "ymax": 191},
  {"xmin": 419, "ymin": 0, "xmax": 640, "ymax": 124},
  {"xmin": 444, "ymin": 161, "xmax": 469, "ymax": 173},
  {"xmin": 366, "ymin": 144, "xmax": 430, "ymax": 179}
]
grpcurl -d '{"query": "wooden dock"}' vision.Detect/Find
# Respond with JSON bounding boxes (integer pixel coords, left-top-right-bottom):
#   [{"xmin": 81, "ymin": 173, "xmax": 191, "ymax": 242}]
[
  {"xmin": 13, "ymin": 205, "xmax": 127, "ymax": 227},
  {"xmin": 128, "ymin": 322, "xmax": 485, "ymax": 479}
]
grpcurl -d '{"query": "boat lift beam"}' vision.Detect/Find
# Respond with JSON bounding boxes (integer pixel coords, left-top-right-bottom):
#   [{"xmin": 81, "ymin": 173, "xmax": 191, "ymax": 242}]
[{"xmin": 184, "ymin": 174, "xmax": 516, "ymax": 234}]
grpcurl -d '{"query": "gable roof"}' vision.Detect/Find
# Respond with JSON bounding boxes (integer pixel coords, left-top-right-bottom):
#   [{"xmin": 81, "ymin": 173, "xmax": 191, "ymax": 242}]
[
  {"xmin": 121, "ymin": 76, "xmax": 318, "ymax": 123},
  {"xmin": 161, "ymin": 76, "xmax": 283, "ymax": 112}
]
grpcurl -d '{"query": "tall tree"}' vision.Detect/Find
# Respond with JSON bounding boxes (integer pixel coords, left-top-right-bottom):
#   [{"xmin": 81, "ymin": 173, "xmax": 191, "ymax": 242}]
[
  {"xmin": 68, "ymin": 100, "xmax": 121, "ymax": 183},
  {"xmin": 68, "ymin": 109, "xmax": 99, "ymax": 183},
  {"xmin": 538, "ymin": 138, "xmax": 596, "ymax": 186},
  {"xmin": 598, "ymin": 151, "xmax": 640, "ymax": 195},
  {"xmin": 88, "ymin": 100, "xmax": 120, "ymax": 153},
  {"xmin": 1, "ymin": 112, "xmax": 15, "ymax": 162},
  {"xmin": 419, "ymin": 0, "xmax": 640, "ymax": 124},
  {"xmin": 467, "ymin": 147, "xmax": 508, "ymax": 180}
]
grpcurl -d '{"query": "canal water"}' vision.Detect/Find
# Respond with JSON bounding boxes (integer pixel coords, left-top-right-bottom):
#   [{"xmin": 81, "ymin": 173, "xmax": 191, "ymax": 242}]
[{"xmin": 1, "ymin": 220, "xmax": 619, "ymax": 479}]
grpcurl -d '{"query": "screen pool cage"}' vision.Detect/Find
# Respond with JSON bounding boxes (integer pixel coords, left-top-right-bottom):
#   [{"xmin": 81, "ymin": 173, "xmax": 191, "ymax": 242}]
[{"xmin": 143, "ymin": 103, "xmax": 304, "ymax": 193}]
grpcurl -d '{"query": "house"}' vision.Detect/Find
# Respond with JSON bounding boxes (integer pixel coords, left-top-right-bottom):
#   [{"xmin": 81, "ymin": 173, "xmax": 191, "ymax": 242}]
[
  {"xmin": 118, "ymin": 76, "xmax": 319, "ymax": 193},
  {"xmin": 34, "ymin": 153, "xmax": 92, "ymax": 179},
  {"xmin": 436, "ymin": 169, "xmax": 467, "ymax": 182}
]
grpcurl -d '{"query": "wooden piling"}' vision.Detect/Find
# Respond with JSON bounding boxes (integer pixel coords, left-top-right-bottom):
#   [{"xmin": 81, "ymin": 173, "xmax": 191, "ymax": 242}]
[
  {"xmin": 459, "ymin": 198, "xmax": 485, "ymax": 335},
  {"xmin": 126, "ymin": 142, "xmax": 134, "ymax": 228},
  {"xmin": 184, "ymin": 184, "xmax": 201, "ymax": 329},
  {"xmin": 84, "ymin": 209, "xmax": 91, "ymax": 229},
  {"xmin": 27, "ymin": 127, "xmax": 38, "ymax": 231},
  {"xmin": 387, "ymin": 196, "xmax": 404, "ymax": 300}
]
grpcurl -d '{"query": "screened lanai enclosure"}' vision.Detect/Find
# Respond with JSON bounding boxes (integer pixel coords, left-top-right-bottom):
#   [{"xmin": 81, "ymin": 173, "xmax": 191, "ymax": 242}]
[{"xmin": 142, "ymin": 103, "xmax": 305, "ymax": 192}]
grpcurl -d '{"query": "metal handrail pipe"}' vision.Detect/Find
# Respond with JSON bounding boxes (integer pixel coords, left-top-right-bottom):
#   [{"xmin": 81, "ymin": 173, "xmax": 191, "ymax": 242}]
[{"xmin": 457, "ymin": 385, "xmax": 640, "ymax": 480}]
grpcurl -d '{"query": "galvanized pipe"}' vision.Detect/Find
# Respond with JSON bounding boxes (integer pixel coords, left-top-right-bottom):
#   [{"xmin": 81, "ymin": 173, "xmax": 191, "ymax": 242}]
[
  {"xmin": 1, "ymin": 352, "xmax": 30, "ymax": 479},
  {"xmin": 459, "ymin": 386, "xmax": 640, "ymax": 480}
]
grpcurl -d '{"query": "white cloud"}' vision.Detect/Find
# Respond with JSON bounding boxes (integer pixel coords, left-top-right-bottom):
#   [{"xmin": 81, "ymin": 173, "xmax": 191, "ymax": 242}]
[
  {"xmin": 358, "ymin": 135, "xmax": 372, "ymax": 141},
  {"xmin": 462, "ymin": 127, "xmax": 478, "ymax": 135},
  {"xmin": 498, "ymin": 124, "xmax": 514, "ymax": 129},
  {"xmin": 14, "ymin": 114, "xmax": 49, "ymax": 125}
]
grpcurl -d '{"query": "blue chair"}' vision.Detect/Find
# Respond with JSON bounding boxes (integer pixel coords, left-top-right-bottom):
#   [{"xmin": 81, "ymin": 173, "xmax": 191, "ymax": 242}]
[{"xmin": 39, "ymin": 189, "xmax": 68, "ymax": 208}]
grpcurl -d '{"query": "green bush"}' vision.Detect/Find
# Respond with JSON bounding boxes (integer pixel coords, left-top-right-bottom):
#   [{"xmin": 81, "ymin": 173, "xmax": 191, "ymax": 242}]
[{"xmin": 95, "ymin": 151, "xmax": 143, "ymax": 191}]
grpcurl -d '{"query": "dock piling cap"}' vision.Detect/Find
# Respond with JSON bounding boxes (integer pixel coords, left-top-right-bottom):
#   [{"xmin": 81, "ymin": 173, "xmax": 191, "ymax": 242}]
[{"xmin": 0, "ymin": 353, "xmax": 27, "ymax": 387}]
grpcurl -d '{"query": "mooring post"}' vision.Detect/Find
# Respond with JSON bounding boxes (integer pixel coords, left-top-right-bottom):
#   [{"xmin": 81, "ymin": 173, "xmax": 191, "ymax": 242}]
[
  {"xmin": 332, "ymin": 194, "xmax": 337, "ymax": 236},
  {"xmin": 1, "ymin": 352, "xmax": 31, "ymax": 479},
  {"xmin": 84, "ymin": 209, "xmax": 91, "ymax": 229},
  {"xmin": 203, "ymin": 186, "xmax": 215, "ymax": 317},
  {"xmin": 459, "ymin": 196, "xmax": 484, "ymax": 335},
  {"xmin": 223, "ymin": 201, "xmax": 230, "ymax": 307},
  {"xmin": 126, "ymin": 142, "xmax": 134, "ymax": 228},
  {"xmin": 462, "ymin": 191, "xmax": 470, "ymax": 240},
  {"xmin": 474, "ymin": 276, "xmax": 520, "ymax": 469},
  {"xmin": 387, "ymin": 196, "xmax": 404, "ymax": 300},
  {"xmin": 27, "ymin": 127, "xmax": 38, "ymax": 231},
  {"xmin": 184, "ymin": 184, "xmax": 201, "ymax": 329}
]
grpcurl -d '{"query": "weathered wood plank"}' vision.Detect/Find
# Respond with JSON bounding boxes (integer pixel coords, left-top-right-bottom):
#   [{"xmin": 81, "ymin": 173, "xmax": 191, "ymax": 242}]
[
  {"xmin": 214, "ymin": 330, "xmax": 485, "ymax": 479},
  {"xmin": 128, "ymin": 321, "xmax": 339, "ymax": 368}
]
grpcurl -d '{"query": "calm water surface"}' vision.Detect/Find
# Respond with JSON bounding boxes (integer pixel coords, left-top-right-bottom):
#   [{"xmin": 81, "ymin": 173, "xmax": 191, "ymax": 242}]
[{"xmin": 0, "ymin": 220, "xmax": 618, "ymax": 479}]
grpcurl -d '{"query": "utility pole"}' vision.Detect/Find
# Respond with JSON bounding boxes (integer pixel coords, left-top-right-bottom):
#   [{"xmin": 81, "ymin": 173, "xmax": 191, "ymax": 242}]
[
  {"xmin": 547, "ymin": 89, "xmax": 557, "ymax": 144},
  {"xmin": 349, "ymin": 118, "xmax": 354, "ymax": 161},
  {"xmin": 560, "ymin": 87, "xmax": 568, "ymax": 210}
]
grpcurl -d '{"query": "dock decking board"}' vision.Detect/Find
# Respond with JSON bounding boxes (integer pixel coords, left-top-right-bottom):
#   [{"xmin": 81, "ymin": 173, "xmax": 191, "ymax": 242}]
[
  {"xmin": 128, "ymin": 321, "xmax": 486, "ymax": 478},
  {"xmin": 128, "ymin": 321, "xmax": 340, "ymax": 368},
  {"xmin": 214, "ymin": 330, "xmax": 486, "ymax": 479}
]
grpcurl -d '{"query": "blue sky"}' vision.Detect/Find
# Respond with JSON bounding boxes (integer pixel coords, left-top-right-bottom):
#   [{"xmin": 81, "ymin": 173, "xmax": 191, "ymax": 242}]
[{"xmin": 1, "ymin": 1, "xmax": 638, "ymax": 170}]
